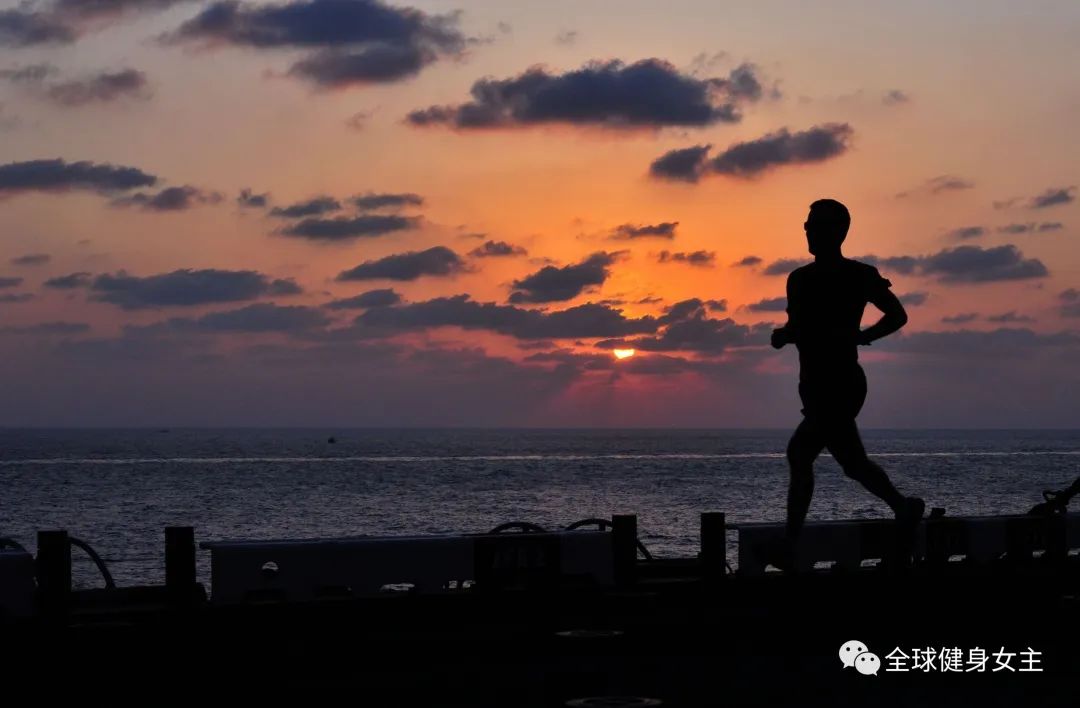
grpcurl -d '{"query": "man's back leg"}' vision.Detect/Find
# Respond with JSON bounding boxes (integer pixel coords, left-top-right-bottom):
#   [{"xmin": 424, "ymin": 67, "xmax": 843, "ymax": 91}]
[
  {"xmin": 826, "ymin": 419, "xmax": 907, "ymax": 513},
  {"xmin": 827, "ymin": 421, "xmax": 925, "ymax": 561}
]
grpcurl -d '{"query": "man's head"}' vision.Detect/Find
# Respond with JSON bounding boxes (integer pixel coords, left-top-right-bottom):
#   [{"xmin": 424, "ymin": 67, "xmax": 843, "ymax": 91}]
[{"xmin": 804, "ymin": 199, "xmax": 850, "ymax": 256}]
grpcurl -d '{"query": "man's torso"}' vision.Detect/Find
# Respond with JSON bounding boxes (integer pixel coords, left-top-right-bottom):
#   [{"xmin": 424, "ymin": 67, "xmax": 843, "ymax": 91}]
[{"xmin": 788, "ymin": 258, "xmax": 884, "ymax": 382}]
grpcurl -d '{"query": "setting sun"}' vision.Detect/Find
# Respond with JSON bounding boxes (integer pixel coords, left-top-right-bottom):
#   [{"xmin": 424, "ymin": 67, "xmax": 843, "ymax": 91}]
[{"xmin": 613, "ymin": 349, "xmax": 636, "ymax": 360}]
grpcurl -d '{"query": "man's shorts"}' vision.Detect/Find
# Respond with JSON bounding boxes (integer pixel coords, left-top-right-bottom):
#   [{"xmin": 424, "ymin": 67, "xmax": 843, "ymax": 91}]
[{"xmin": 798, "ymin": 365, "xmax": 868, "ymax": 423}]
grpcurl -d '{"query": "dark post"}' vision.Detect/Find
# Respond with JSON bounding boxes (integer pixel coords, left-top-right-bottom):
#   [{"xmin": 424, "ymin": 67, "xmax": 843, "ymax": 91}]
[
  {"xmin": 1005, "ymin": 517, "xmax": 1034, "ymax": 566},
  {"xmin": 36, "ymin": 529, "xmax": 71, "ymax": 622},
  {"xmin": 612, "ymin": 514, "xmax": 637, "ymax": 587},
  {"xmin": 924, "ymin": 518, "xmax": 947, "ymax": 570},
  {"xmin": 700, "ymin": 512, "xmax": 726, "ymax": 582},
  {"xmin": 1044, "ymin": 515, "xmax": 1067, "ymax": 567},
  {"xmin": 165, "ymin": 526, "xmax": 196, "ymax": 605}
]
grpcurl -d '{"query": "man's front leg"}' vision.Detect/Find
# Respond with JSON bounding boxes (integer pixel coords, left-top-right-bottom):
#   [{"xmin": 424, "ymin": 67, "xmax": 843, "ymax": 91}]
[
  {"xmin": 785, "ymin": 419, "xmax": 824, "ymax": 540},
  {"xmin": 786, "ymin": 462, "xmax": 814, "ymax": 540}
]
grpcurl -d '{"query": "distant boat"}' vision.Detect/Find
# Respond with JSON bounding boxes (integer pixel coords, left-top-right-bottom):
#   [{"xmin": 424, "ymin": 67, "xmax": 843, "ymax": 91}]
[{"xmin": 327, "ymin": 436, "xmax": 337, "ymax": 444}]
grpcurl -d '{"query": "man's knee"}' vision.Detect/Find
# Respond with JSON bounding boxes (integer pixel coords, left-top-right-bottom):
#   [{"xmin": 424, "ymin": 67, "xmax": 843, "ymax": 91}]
[{"xmin": 786, "ymin": 439, "xmax": 816, "ymax": 476}]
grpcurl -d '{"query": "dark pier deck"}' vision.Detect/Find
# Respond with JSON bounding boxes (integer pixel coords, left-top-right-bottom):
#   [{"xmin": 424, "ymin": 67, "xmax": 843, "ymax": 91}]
[{"xmin": 3, "ymin": 513, "xmax": 1079, "ymax": 706}]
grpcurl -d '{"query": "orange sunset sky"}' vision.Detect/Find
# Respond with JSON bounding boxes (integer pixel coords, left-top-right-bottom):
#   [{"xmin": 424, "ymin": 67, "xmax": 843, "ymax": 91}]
[{"xmin": 0, "ymin": 0, "xmax": 1078, "ymax": 427}]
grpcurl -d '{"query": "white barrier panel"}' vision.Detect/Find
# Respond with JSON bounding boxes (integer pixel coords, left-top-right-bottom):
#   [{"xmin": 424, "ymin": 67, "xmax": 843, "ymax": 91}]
[
  {"xmin": 737, "ymin": 513, "xmax": 1080, "ymax": 575},
  {"xmin": 203, "ymin": 530, "xmax": 613, "ymax": 604},
  {"xmin": 0, "ymin": 550, "xmax": 36, "ymax": 619},
  {"xmin": 738, "ymin": 519, "xmax": 921, "ymax": 575}
]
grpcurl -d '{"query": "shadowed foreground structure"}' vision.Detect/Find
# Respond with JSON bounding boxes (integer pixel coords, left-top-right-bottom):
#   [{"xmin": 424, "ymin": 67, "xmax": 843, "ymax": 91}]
[{"xmin": 3, "ymin": 512, "xmax": 1079, "ymax": 705}]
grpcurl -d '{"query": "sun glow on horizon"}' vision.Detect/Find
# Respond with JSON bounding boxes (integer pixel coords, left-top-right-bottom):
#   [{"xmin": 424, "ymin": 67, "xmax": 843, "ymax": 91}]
[{"xmin": 613, "ymin": 348, "xmax": 636, "ymax": 360}]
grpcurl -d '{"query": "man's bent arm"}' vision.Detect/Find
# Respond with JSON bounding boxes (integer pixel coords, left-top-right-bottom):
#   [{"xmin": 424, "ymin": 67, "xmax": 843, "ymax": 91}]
[
  {"xmin": 860, "ymin": 289, "xmax": 908, "ymax": 345},
  {"xmin": 780, "ymin": 274, "xmax": 801, "ymax": 339}
]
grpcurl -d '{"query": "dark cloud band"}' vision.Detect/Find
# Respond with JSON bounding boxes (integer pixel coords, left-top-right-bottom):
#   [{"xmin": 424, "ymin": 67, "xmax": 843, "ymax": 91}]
[
  {"xmin": 354, "ymin": 294, "xmax": 658, "ymax": 340},
  {"xmin": 946, "ymin": 226, "xmax": 985, "ymax": 240},
  {"xmin": 352, "ymin": 191, "xmax": 423, "ymax": 210},
  {"xmin": 650, "ymin": 124, "xmax": 852, "ymax": 182},
  {"xmin": 145, "ymin": 303, "xmax": 331, "ymax": 333},
  {"xmin": 745, "ymin": 296, "xmax": 786, "ymax": 312},
  {"xmin": 10, "ymin": 253, "xmax": 50, "ymax": 266},
  {"xmin": 164, "ymin": 0, "xmax": 467, "ymax": 88},
  {"xmin": 895, "ymin": 175, "xmax": 974, "ymax": 199},
  {"xmin": 1, "ymin": 2, "xmax": 198, "ymax": 47},
  {"xmin": 0, "ymin": 158, "xmax": 157, "ymax": 195},
  {"xmin": 270, "ymin": 196, "xmax": 342, "ymax": 218},
  {"xmin": 509, "ymin": 251, "xmax": 619, "ymax": 303},
  {"xmin": 596, "ymin": 298, "xmax": 769, "ymax": 353},
  {"xmin": 324, "ymin": 288, "xmax": 402, "ymax": 309},
  {"xmin": 709, "ymin": 123, "xmax": 852, "ymax": 178},
  {"xmin": 657, "ymin": 250, "xmax": 715, "ymax": 267},
  {"xmin": 407, "ymin": 60, "xmax": 766, "ymax": 129},
  {"xmin": 85, "ymin": 268, "xmax": 302, "ymax": 309},
  {"xmin": 44, "ymin": 272, "xmax": 92, "ymax": 289},
  {"xmin": 468, "ymin": 240, "xmax": 527, "ymax": 258},
  {"xmin": 1028, "ymin": 187, "xmax": 1075, "ymax": 209},
  {"xmin": 282, "ymin": 213, "xmax": 419, "ymax": 240},
  {"xmin": 0, "ymin": 9, "xmax": 76, "ymax": 47},
  {"xmin": 47, "ymin": 69, "xmax": 150, "ymax": 106},
  {"xmin": 611, "ymin": 222, "xmax": 678, "ymax": 240},
  {"xmin": 112, "ymin": 185, "xmax": 222, "ymax": 211},
  {"xmin": 337, "ymin": 246, "xmax": 465, "ymax": 281}
]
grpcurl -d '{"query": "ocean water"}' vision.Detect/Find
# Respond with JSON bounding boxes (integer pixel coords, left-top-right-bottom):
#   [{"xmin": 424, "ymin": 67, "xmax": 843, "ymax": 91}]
[{"xmin": 2, "ymin": 428, "xmax": 1079, "ymax": 588}]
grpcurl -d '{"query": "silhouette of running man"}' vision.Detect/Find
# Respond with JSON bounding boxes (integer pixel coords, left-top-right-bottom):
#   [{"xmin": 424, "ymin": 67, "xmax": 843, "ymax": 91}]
[{"xmin": 769, "ymin": 199, "xmax": 924, "ymax": 567}]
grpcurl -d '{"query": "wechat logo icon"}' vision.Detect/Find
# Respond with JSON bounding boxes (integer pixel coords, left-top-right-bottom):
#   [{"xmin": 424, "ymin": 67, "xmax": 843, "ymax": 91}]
[{"xmin": 840, "ymin": 640, "xmax": 880, "ymax": 676}]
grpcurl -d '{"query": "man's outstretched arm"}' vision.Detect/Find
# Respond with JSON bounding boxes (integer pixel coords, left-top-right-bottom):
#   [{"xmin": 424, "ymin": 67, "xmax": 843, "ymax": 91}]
[{"xmin": 859, "ymin": 288, "xmax": 908, "ymax": 345}]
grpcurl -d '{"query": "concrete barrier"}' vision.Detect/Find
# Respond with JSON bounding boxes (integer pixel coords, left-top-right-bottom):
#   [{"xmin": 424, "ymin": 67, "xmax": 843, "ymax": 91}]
[
  {"xmin": 737, "ymin": 512, "xmax": 1080, "ymax": 575},
  {"xmin": 202, "ymin": 529, "xmax": 614, "ymax": 603}
]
